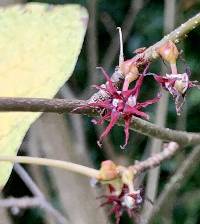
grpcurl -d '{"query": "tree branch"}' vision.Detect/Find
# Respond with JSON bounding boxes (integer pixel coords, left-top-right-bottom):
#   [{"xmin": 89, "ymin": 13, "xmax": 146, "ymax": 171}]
[
  {"xmin": 0, "ymin": 142, "xmax": 187, "ymax": 178},
  {"xmin": 0, "ymin": 156, "xmax": 100, "ymax": 179},
  {"xmin": 14, "ymin": 164, "xmax": 68, "ymax": 224},
  {"xmin": 0, "ymin": 142, "xmax": 179, "ymax": 180},
  {"xmin": 131, "ymin": 142, "xmax": 180, "ymax": 173},
  {"xmin": 0, "ymin": 195, "xmax": 67, "ymax": 224},
  {"xmin": 14, "ymin": 164, "xmax": 44, "ymax": 197},
  {"xmin": 0, "ymin": 196, "xmax": 43, "ymax": 208},
  {"xmin": 134, "ymin": 11, "xmax": 200, "ymax": 64},
  {"xmin": 0, "ymin": 142, "xmax": 192, "ymax": 183},
  {"xmin": 0, "ymin": 97, "xmax": 200, "ymax": 145},
  {"xmin": 126, "ymin": 116, "xmax": 200, "ymax": 145}
]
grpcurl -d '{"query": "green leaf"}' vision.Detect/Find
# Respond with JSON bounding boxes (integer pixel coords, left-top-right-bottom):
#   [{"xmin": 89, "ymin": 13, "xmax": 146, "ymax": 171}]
[{"xmin": 0, "ymin": 2, "xmax": 88, "ymax": 189}]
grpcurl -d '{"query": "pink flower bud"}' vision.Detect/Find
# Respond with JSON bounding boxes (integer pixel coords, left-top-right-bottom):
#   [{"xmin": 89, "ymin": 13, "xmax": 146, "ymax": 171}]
[
  {"xmin": 99, "ymin": 160, "xmax": 118, "ymax": 180},
  {"xmin": 157, "ymin": 40, "xmax": 179, "ymax": 64}
]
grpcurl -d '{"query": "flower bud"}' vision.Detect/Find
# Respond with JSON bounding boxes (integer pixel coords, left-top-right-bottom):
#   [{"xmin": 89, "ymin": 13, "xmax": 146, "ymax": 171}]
[
  {"xmin": 128, "ymin": 64, "xmax": 139, "ymax": 82},
  {"xmin": 157, "ymin": 40, "xmax": 179, "ymax": 64},
  {"xmin": 99, "ymin": 160, "xmax": 118, "ymax": 180},
  {"xmin": 120, "ymin": 60, "xmax": 130, "ymax": 75},
  {"xmin": 119, "ymin": 60, "xmax": 139, "ymax": 79},
  {"xmin": 120, "ymin": 61, "xmax": 139, "ymax": 91}
]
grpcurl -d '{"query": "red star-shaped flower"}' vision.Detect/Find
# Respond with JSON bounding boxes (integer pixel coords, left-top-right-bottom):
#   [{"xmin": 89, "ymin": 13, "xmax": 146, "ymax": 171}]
[
  {"xmin": 99, "ymin": 184, "xmax": 143, "ymax": 224},
  {"xmin": 154, "ymin": 71, "xmax": 200, "ymax": 115},
  {"xmin": 89, "ymin": 67, "xmax": 160, "ymax": 149}
]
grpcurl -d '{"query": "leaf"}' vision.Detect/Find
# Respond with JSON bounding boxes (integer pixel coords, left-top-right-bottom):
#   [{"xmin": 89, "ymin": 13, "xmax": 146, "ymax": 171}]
[{"xmin": 0, "ymin": 3, "xmax": 88, "ymax": 189}]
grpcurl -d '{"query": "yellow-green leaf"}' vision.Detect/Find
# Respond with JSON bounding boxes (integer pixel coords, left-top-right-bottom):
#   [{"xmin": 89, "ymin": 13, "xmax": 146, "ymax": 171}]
[{"xmin": 0, "ymin": 3, "xmax": 88, "ymax": 189}]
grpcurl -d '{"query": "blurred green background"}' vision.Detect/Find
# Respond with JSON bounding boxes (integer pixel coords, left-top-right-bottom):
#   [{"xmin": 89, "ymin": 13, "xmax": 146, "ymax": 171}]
[{"xmin": 1, "ymin": 0, "xmax": 200, "ymax": 224}]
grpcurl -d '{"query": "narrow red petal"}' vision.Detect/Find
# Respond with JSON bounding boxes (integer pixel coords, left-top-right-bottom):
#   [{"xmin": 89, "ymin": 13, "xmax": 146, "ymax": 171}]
[
  {"xmin": 124, "ymin": 105, "xmax": 149, "ymax": 119},
  {"xmin": 120, "ymin": 117, "xmax": 131, "ymax": 149},
  {"xmin": 123, "ymin": 75, "xmax": 144, "ymax": 99},
  {"xmin": 134, "ymin": 110, "xmax": 149, "ymax": 120},
  {"xmin": 92, "ymin": 112, "xmax": 111, "ymax": 125},
  {"xmin": 122, "ymin": 62, "xmax": 150, "ymax": 99},
  {"xmin": 134, "ymin": 75, "xmax": 144, "ymax": 99},
  {"xmin": 136, "ymin": 93, "xmax": 161, "ymax": 108},
  {"xmin": 97, "ymin": 67, "xmax": 118, "ymax": 95},
  {"xmin": 122, "ymin": 88, "xmax": 136, "ymax": 99},
  {"xmin": 98, "ymin": 111, "xmax": 120, "ymax": 145},
  {"xmin": 110, "ymin": 205, "xmax": 122, "ymax": 224}
]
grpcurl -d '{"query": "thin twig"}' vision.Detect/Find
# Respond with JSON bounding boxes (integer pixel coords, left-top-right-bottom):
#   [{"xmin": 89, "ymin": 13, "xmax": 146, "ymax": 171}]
[
  {"xmin": 14, "ymin": 164, "xmax": 68, "ymax": 224},
  {"xmin": 135, "ymin": 12, "xmax": 200, "ymax": 64},
  {"xmin": 0, "ymin": 142, "xmax": 183, "ymax": 179},
  {"xmin": 14, "ymin": 164, "xmax": 43, "ymax": 197},
  {"xmin": 131, "ymin": 142, "xmax": 179, "ymax": 173},
  {"xmin": 0, "ymin": 196, "xmax": 66, "ymax": 224},
  {"xmin": 0, "ymin": 156, "xmax": 100, "ymax": 179},
  {"xmin": 0, "ymin": 97, "xmax": 200, "ymax": 145},
  {"xmin": 102, "ymin": 7, "xmax": 200, "ymax": 71},
  {"xmin": 0, "ymin": 141, "xmax": 192, "ymax": 185},
  {"xmin": 0, "ymin": 142, "xmax": 179, "ymax": 182},
  {"xmin": 0, "ymin": 196, "xmax": 43, "ymax": 208}
]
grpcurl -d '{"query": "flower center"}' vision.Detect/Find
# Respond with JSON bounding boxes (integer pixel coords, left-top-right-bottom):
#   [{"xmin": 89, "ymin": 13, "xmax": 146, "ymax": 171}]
[
  {"xmin": 122, "ymin": 195, "xmax": 134, "ymax": 209},
  {"xmin": 127, "ymin": 95, "xmax": 137, "ymax": 107},
  {"xmin": 112, "ymin": 98, "xmax": 119, "ymax": 107}
]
